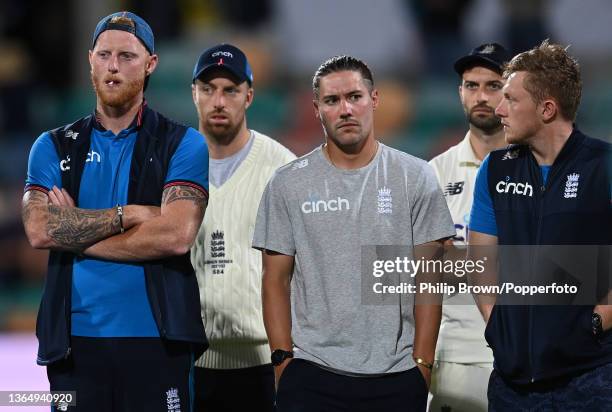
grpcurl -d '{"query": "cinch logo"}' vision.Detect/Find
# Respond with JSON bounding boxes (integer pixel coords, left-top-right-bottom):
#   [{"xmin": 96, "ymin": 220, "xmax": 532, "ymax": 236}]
[
  {"xmin": 495, "ymin": 178, "xmax": 533, "ymax": 197},
  {"xmin": 86, "ymin": 150, "xmax": 101, "ymax": 163},
  {"xmin": 212, "ymin": 51, "xmax": 233, "ymax": 58},
  {"xmin": 301, "ymin": 197, "xmax": 350, "ymax": 214},
  {"xmin": 60, "ymin": 155, "xmax": 71, "ymax": 172}
]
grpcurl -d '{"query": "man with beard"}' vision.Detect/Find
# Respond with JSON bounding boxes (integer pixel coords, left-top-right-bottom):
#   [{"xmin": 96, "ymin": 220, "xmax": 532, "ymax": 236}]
[
  {"xmin": 189, "ymin": 44, "xmax": 294, "ymax": 412},
  {"xmin": 253, "ymin": 55, "xmax": 455, "ymax": 411},
  {"xmin": 21, "ymin": 12, "xmax": 209, "ymax": 411},
  {"xmin": 470, "ymin": 40, "xmax": 612, "ymax": 410},
  {"xmin": 428, "ymin": 43, "xmax": 511, "ymax": 411}
]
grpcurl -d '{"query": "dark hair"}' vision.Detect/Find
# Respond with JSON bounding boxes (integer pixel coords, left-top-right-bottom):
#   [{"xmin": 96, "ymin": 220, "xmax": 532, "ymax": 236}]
[
  {"xmin": 503, "ymin": 39, "xmax": 581, "ymax": 121},
  {"xmin": 312, "ymin": 55, "xmax": 374, "ymax": 99}
]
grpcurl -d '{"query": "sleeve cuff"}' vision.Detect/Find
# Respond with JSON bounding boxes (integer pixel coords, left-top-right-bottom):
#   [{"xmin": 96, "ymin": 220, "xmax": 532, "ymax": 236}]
[
  {"xmin": 163, "ymin": 180, "xmax": 209, "ymax": 200},
  {"xmin": 24, "ymin": 184, "xmax": 49, "ymax": 194}
]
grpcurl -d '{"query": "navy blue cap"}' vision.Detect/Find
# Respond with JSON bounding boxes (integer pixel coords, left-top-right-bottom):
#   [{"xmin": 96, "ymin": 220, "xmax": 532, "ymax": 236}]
[
  {"xmin": 92, "ymin": 11, "xmax": 154, "ymax": 54},
  {"xmin": 454, "ymin": 43, "xmax": 512, "ymax": 75},
  {"xmin": 192, "ymin": 44, "xmax": 253, "ymax": 85}
]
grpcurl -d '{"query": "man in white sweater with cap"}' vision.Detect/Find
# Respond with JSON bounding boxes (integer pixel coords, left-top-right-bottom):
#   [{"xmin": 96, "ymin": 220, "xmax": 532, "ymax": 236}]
[{"xmin": 190, "ymin": 43, "xmax": 295, "ymax": 412}]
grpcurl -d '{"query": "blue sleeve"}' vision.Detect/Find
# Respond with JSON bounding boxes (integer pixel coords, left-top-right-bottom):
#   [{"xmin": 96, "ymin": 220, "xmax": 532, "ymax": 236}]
[
  {"xmin": 469, "ymin": 154, "xmax": 497, "ymax": 236},
  {"xmin": 25, "ymin": 132, "xmax": 61, "ymax": 193},
  {"xmin": 165, "ymin": 127, "xmax": 209, "ymax": 193}
]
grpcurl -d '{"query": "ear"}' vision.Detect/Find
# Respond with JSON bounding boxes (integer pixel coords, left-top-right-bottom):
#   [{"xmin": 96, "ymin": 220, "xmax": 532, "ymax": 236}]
[
  {"xmin": 245, "ymin": 87, "xmax": 254, "ymax": 110},
  {"xmin": 88, "ymin": 50, "xmax": 94, "ymax": 70},
  {"xmin": 191, "ymin": 80, "xmax": 200, "ymax": 109},
  {"xmin": 371, "ymin": 89, "xmax": 379, "ymax": 111},
  {"xmin": 145, "ymin": 54, "xmax": 159, "ymax": 76},
  {"xmin": 313, "ymin": 99, "xmax": 320, "ymax": 119},
  {"xmin": 540, "ymin": 99, "xmax": 557, "ymax": 122}
]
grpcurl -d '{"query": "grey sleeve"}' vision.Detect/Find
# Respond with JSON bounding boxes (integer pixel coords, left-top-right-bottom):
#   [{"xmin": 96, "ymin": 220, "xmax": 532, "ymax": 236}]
[
  {"xmin": 252, "ymin": 172, "xmax": 296, "ymax": 255},
  {"xmin": 411, "ymin": 163, "xmax": 456, "ymax": 245}
]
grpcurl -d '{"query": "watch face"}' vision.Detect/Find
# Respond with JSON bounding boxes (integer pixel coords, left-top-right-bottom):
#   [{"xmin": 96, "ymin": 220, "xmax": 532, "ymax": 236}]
[
  {"xmin": 592, "ymin": 313, "xmax": 603, "ymax": 336},
  {"xmin": 271, "ymin": 350, "xmax": 292, "ymax": 366},
  {"xmin": 593, "ymin": 313, "xmax": 602, "ymax": 326}
]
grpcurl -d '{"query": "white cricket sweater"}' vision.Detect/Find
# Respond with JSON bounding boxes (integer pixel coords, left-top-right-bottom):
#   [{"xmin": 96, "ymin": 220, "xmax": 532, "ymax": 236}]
[
  {"xmin": 191, "ymin": 130, "xmax": 295, "ymax": 369},
  {"xmin": 429, "ymin": 134, "xmax": 494, "ymax": 364}
]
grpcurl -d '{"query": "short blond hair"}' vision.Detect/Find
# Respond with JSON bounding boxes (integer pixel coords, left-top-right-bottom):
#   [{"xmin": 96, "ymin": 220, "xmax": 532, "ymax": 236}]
[{"xmin": 504, "ymin": 40, "xmax": 581, "ymax": 121}]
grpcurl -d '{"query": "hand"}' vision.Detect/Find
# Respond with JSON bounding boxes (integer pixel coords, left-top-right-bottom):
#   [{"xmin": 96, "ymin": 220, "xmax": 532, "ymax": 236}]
[
  {"xmin": 274, "ymin": 358, "xmax": 293, "ymax": 389},
  {"xmin": 416, "ymin": 364, "xmax": 431, "ymax": 389},
  {"xmin": 48, "ymin": 186, "xmax": 75, "ymax": 207},
  {"xmin": 123, "ymin": 205, "xmax": 161, "ymax": 228}
]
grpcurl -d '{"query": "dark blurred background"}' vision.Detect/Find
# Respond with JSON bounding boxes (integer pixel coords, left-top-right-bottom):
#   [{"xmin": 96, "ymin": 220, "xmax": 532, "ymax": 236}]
[{"xmin": 1, "ymin": 0, "xmax": 612, "ymax": 336}]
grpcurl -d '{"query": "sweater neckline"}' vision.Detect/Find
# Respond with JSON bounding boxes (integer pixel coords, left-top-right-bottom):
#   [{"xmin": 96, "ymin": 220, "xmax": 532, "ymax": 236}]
[{"xmin": 211, "ymin": 130, "xmax": 263, "ymax": 196}]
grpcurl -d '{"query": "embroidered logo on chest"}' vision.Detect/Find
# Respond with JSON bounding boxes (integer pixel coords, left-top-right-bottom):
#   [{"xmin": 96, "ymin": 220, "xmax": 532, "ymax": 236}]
[
  {"xmin": 563, "ymin": 173, "xmax": 580, "ymax": 199},
  {"xmin": 377, "ymin": 186, "xmax": 393, "ymax": 214}
]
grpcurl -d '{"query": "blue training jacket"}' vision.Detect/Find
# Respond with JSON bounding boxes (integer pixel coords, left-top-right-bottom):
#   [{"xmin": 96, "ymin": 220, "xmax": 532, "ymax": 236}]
[{"xmin": 483, "ymin": 129, "xmax": 612, "ymax": 384}]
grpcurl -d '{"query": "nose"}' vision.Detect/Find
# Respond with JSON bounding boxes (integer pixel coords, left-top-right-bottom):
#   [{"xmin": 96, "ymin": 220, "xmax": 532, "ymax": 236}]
[
  {"xmin": 339, "ymin": 98, "xmax": 353, "ymax": 118},
  {"xmin": 213, "ymin": 90, "xmax": 225, "ymax": 110},
  {"xmin": 495, "ymin": 99, "xmax": 506, "ymax": 118},
  {"xmin": 476, "ymin": 88, "xmax": 489, "ymax": 105},
  {"xmin": 107, "ymin": 54, "xmax": 119, "ymax": 73}
]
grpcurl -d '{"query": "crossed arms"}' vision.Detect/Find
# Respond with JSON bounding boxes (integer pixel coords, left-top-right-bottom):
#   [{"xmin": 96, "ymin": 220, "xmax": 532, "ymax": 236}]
[{"xmin": 22, "ymin": 185, "xmax": 207, "ymax": 261}]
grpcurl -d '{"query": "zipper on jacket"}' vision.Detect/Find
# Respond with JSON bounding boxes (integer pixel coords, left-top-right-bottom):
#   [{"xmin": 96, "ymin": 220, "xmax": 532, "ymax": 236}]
[
  {"xmin": 529, "ymin": 153, "xmax": 563, "ymax": 383},
  {"xmin": 529, "ymin": 156, "xmax": 548, "ymax": 383}
]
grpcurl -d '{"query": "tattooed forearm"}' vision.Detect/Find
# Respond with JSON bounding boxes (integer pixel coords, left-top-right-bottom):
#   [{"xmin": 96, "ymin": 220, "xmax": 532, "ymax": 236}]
[
  {"xmin": 46, "ymin": 205, "xmax": 120, "ymax": 250},
  {"xmin": 162, "ymin": 185, "xmax": 208, "ymax": 212},
  {"xmin": 22, "ymin": 190, "xmax": 120, "ymax": 252}
]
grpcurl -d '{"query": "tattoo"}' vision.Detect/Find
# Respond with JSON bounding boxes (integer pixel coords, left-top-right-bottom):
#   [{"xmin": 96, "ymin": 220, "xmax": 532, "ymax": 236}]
[
  {"xmin": 47, "ymin": 205, "xmax": 120, "ymax": 250},
  {"xmin": 22, "ymin": 190, "xmax": 120, "ymax": 251},
  {"xmin": 162, "ymin": 185, "xmax": 207, "ymax": 212},
  {"xmin": 22, "ymin": 190, "xmax": 46, "ymax": 225}
]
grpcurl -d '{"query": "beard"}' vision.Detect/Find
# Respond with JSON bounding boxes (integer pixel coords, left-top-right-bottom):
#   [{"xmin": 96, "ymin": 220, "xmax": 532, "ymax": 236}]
[
  {"xmin": 203, "ymin": 114, "xmax": 244, "ymax": 145},
  {"xmin": 466, "ymin": 106, "xmax": 502, "ymax": 134},
  {"xmin": 91, "ymin": 71, "xmax": 145, "ymax": 108}
]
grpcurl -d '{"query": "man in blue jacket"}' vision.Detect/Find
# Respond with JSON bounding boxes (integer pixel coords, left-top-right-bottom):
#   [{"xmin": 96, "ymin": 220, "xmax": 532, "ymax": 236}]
[
  {"xmin": 469, "ymin": 40, "xmax": 611, "ymax": 410},
  {"xmin": 21, "ymin": 11, "xmax": 208, "ymax": 411}
]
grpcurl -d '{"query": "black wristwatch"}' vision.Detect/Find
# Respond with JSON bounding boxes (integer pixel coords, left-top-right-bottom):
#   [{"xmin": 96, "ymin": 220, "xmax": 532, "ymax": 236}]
[
  {"xmin": 271, "ymin": 349, "xmax": 294, "ymax": 366},
  {"xmin": 592, "ymin": 312, "xmax": 603, "ymax": 337}
]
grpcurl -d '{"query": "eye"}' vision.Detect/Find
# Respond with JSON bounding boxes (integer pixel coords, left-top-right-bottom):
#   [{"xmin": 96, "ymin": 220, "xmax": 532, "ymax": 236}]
[
  {"xmin": 201, "ymin": 85, "xmax": 213, "ymax": 94},
  {"xmin": 464, "ymin": 82, "xmax": 477, "ymax": 90},
  {"xmin": 324, "ymin": 96, "xmax": 338, "ymax": 105},
  {"xmin": 97, "ymin": 51, "xmax": 109, "ymax": 59},
  {"xmin": 489, "ymin": 83, "xmax": 503, "ymax": 90},
  {"xmin": 348, "ymin": 94, "xmax": 361, "ymax": 102},
  {"xmin": 226, "ymin": 88, "xmax": 238, "ymax": 95}
]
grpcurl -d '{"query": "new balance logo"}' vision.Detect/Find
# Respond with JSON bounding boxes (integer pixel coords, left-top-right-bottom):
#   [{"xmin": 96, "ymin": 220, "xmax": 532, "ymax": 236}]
[
  {"xmin": 443, "ymin": 181, "xmax": 464, "ymax": 196},
  {"xmin": 481, "ymin": 44, "xmax": 496, "ymax": 54},
  {"xmin": 496, "ymin": 178, "xmax": 533, "ymax": 197},
  {"xmin": 301, "ymin": 197, "xmax": 350, "ymax": 214},
  {"xmin": 65, "ymin": 130, "xmax": 79, "ymax": 140},
  {"xmin": 291, "ymin": 159, "xmax": 309, "ymax": 170},
  {"xmin": 502, "ymin": 149, "xmax": 520, "ymax": 160},
  {"xmin": 564, "ymin": 173, "xmax": 580, "ymax": 198}
]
